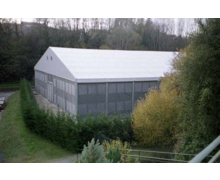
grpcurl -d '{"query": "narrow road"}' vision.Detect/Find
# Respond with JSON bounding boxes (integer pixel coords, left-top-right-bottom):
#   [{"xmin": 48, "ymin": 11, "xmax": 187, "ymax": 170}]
[{"xmin": 0, "ymin": 91, "xmax": 15, "ymax": 163}]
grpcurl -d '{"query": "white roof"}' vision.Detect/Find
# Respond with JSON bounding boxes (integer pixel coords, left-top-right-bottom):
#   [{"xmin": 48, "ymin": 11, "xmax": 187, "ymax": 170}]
[{"xmin": 35, "ymin": 47, "xmax": 177, "ymax": 83}]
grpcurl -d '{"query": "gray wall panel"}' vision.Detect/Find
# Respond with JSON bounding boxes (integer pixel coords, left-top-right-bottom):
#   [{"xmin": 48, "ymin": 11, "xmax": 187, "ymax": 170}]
[
  {"xmin": 78, "ymin": 83, "xmax": 106, "ymax": 116},
  {"xmin": 35, "ymin": 70, "xmax": 77, "ymax": 115},
  {"xmin": 36, "ymin": 71, "xmax": 161, "ymax": 117},
  {"xmin": 125, "ymin": 101, "xmax": 132, "ymax": 111},
  {"xmin": 108, "ymin": 82, "xmax": 132, "ymax": 115},
  {"xmin": 97, "ymin": 103, "xmax": 105, "ymax": 113},
  {"xmin": 77, "ymin": 81, "xmax": 160, "ymax": 116}
]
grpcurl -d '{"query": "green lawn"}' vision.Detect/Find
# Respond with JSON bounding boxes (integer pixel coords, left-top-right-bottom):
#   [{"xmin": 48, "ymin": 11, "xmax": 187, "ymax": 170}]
[
  {"xmin": 0, "ymin": 81, "xmax": 19, "ymax": 87},
  {"xmin": 0, "ymin": 81, "xmax": 35, "ymax": 91},
  {"xmin": 0, "ymin": 82, "xmax": 20, "ymax": 91},
  {"xmin": 0, "ymin": 92, "xmax": 74, "ymax": 163}
]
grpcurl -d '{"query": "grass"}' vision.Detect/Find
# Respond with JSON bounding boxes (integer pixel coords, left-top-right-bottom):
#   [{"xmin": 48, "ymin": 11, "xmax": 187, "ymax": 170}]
[
  {"xmin": 0, "ymin": 81, "xmax": 35, "ymax": 91},
  {"xmin": 0, "ymin": 82, "xmax": 20, "ymax": 91},
  {"xmin": 0, "ymin": 91, "xmax": 74, "ymax": 163},
  {"xmin": 0, "ymin": 81, "xmax": 19, "ymax": 87}
]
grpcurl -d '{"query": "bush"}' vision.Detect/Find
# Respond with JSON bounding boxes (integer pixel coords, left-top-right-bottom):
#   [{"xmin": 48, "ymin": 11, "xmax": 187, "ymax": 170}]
[
  {"xmin": 79, "ymin": 139, "xmax": 109, "ymax": 163},
  {"xmin": 19, "ymin": 79, "xmax": 134, "ymax": 152},
  {"xmin": 105, "ymin": 145, "xmax": 122, "ymax": 163},
  {"xmin": 132, "ymin": 73, "xmax": 179, "ymax": 147},
  {"xmin": 103, "ymin": 138, "xmax": 134, "ymax": 163},
  {"xmin": 79, "ymin": 138, "xmax": 136, "ymax": 163}
]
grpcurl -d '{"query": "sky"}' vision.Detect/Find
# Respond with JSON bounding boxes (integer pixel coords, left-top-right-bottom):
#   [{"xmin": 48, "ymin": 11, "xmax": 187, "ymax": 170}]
[{"xmin": 15, "ymin": 18, "xmax": 34, "ymax": 23}]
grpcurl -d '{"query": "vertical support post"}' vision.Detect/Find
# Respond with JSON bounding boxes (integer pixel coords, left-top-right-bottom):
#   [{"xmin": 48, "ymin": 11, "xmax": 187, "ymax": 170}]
[
  {"xmin": 106, "ymin": 82, "xmax": 108, "ymax": 113},
  {"xmin": 75, "ymin": 82, "xmax": 78, "ymax": 115},
  {"xmin": 52, "ymin": 75, "xmax": 54, "ymax": 103},
  {"xmin": 56, "ymin": 77, "xmax": 58, "ymax": 105},
  {"xmin": 34, "ymin": 70, "xmax": 36, "ymax": 91},
  {"xmin": 70, "ymin": 81, "xmax": 73, "ymax": 115},
  {"xmin": 132, "ymin": 81, "xmax": 135, "ymax": 109},
  {"xmin": 64, "ymin": 79, "xmax": 67, "ymax": 112},
  {"xmin": 55, "ymin": 76, "xmax": 56, "ymax": 104},
  {"xmin": 44, "ymin": 72, "xmax": 45, "ymax": 98},
  {"xmin": 46, "ymin": 73, "xmax": 47, "ymax": 99}
]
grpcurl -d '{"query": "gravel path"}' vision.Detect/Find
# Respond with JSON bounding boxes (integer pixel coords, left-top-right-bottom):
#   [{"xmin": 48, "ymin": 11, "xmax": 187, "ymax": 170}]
[
  {"xmin": 0, "ymin": 91, "xmax": 15, "ymax": 163},
  {"xmin": 34, "ymin": 92, "xmax": 64, "ymax": 115}
]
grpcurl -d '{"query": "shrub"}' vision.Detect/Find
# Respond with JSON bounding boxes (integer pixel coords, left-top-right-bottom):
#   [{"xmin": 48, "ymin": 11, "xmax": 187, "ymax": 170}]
[
  {"xmin": 105, "ymin": 145, "xmax": 122, "ymax": 163},
  {"xmin": 79, "ymin": 138, "xmax": 109, "ymax": 163},
  {"xmin": 79, "ymin": 138, "xmax": 136, "ymax": 163},
  {"xmin": 103, "ymin": 138, "xmax": 133, "ymax": 163},
  {"xmin": 19, "ymin": 79, "xmax": 134, "ymax": 152},
  {"xmin": 132, "ymin": 73, "xmax": 179, "ymax": 147}
]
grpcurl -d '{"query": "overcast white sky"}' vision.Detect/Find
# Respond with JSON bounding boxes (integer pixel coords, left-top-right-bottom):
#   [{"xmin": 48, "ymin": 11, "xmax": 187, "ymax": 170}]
[{"xmin": 15, "ymin": 18, "xmax": 34, "ymax": 23}]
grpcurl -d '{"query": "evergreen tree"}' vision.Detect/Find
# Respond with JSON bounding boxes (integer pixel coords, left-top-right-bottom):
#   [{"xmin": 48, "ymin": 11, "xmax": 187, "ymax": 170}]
[{"xmin": 79, "ymin": 138, "xmax": 109, "ymax": 163}]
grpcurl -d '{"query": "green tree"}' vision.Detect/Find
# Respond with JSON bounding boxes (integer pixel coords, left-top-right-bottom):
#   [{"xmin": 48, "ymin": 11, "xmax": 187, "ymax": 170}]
[
  {"xmin": 79, "ymin": 138, "xmax": 109, "ymax": 163},
  {"xmin": 176, "ymin": 19, "xmax": 220, "ymax": 155}
]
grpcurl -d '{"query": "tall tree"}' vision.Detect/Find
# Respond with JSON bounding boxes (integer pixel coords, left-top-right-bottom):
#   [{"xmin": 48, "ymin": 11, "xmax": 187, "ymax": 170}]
[{"xmin": 176, "ymin": 19, "xmax": 220, "ymax": 155}]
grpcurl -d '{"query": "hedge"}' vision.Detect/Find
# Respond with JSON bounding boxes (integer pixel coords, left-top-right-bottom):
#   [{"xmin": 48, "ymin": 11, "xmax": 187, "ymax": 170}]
[{"xmin": 20, "ymin": 79, "xmax": 134, "ymax": 152}]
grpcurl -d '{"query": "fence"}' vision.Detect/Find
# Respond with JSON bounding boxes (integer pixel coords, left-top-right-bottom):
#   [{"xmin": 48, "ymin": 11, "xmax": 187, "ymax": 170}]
[
  {"xmin": 75, "ymin": 148, "xmax": 211, "ymax": 163},
  {"xmin": 124, "ymin": 149, "xmax": 203, "ymax": 163},
  {"xmin": 189, "ymin": 135, "xmax": 220, "ymax": 163}
]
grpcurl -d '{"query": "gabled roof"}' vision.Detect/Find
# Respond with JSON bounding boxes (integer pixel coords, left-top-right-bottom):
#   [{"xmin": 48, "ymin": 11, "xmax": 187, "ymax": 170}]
[{"xmin": 35, "ymin": 47, "xmax": 177, "ymax": 83}]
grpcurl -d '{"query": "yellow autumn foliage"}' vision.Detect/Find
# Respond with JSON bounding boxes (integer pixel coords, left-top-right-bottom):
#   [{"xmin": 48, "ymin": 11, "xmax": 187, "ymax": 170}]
[
  {"xmin": 132, "ymin": 73, "xmax": 180, "ymax": 147},
  {"xmin": 102, "ymin": 138, "xmax": 130, "ymax": 154},
  {"xmin": 102, "ymin": 138, "xmax": 133, "ymax": 163}
]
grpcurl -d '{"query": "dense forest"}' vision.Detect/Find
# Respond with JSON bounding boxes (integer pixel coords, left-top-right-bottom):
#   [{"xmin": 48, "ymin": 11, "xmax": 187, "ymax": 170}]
[{"xmin": 0, "ymin": 18, "xmax": 195, "ymax": 83}]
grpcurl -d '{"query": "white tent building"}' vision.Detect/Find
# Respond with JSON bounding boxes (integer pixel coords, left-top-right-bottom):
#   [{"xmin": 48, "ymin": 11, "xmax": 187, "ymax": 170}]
[{"xmin": 34, "ymin": 47, "xmax": 176, "ymax": 116}]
